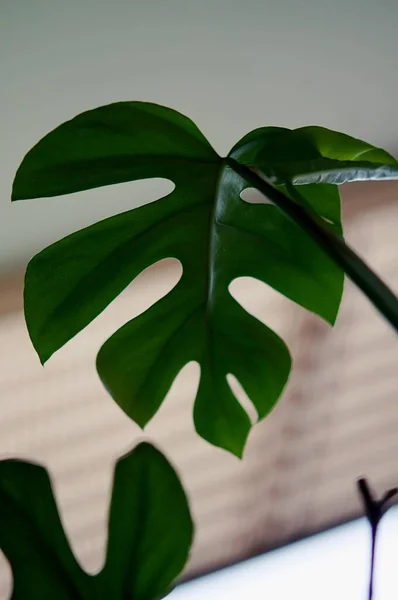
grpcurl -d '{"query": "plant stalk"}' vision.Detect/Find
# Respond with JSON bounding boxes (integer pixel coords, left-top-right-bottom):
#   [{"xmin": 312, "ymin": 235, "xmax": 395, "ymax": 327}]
[
  {"xmin": 228, "ymin": 157, "xmax": 398, "ymax": 333},
  {"xmin": 369, "ymin": 525, "xmax": 377, "ymax": 600},
  {"xmin": 357, "ymin": 479, "xmax": 397, "ymax": 600}
]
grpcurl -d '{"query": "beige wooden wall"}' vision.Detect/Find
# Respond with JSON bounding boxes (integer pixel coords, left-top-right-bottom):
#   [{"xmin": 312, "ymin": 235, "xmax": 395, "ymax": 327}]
[{"xmin": 0, "ymin": 181, "xmax": 397, "ymax": 597}]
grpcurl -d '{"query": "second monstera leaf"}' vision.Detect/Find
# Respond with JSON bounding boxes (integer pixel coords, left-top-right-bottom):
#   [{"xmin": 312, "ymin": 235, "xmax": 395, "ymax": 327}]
[
  {"xmin": 12, "ymin": 102, "xmax": 398, "ymax": 456},
  {"xmin": 0, "ymin": 442, "xmax": 193, "ymax": 600}
]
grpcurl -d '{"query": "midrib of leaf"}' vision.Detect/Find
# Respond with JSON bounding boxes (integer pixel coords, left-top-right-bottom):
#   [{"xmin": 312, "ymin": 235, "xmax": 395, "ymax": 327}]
[
  {"xmin": 35, "ymin": 199, "xmax": 210, "ymax": 358},
  {"xmin": 351, "ymin": 147, "xmax": 380, "ymax": 161},
  {"xmin": 1, "ymin": 486, "xmax": 84, "ymax": 599},
  {"xmin": 87, "ymin": 103, "xmax": 217, "ymax": 158},
  {"xmin": 121, "ymin": 461, "xmax": 148, "ymax": 600},
  {"xmin": 215, "ymin": 219, "xmax": 323, "ymax": 280},
  {"xmin": 33, "ymin": 154, "xmax": 219, "ymax": 175},
  {"xmin": 228, "ymin": 157, "xmax": 398, "ymax": 332},
  {"xmin": 203, "ymin": 163, "xmax": 224, "ymax": 378},
  {"xmin": 131, "ymin": 161, "xmax": 225, "ymax": 403},
  {"xmin": 14, "ymin": 154, "xmax": 220, "ymax": 200},
  {"xmin": 133, "ymin": 303, "xmax": 204, "ymax": 408},
  {"xmin": 198, "ymin": 161, "xmax": 246, "ymax": 432}
]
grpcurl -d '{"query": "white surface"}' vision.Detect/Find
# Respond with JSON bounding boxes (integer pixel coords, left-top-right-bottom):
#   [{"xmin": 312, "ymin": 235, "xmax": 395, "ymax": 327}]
[
  {"xmin": 172, "ymin": 507, "xmax": 398, "ymax": 600},
  {"xmin": 2, "ymin": 0, "xmax": 398, "ymax": 274}
]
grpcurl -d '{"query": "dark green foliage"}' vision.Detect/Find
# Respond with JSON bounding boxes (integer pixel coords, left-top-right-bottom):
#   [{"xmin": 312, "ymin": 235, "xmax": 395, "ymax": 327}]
[
  {"xmin": 12, "ymin": 102, "xmax": 398, "ymax": 456},
  {"xmin": 0, "ymin": 442, "xmax": 193, "ymax": 600}
]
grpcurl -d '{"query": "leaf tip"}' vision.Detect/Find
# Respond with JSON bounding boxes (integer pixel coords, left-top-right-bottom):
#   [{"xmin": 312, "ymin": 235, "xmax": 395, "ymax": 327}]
[
  {"xmin": 234, "ymin": 450, "xmax": 244, "ymax": 460},
  {"xmin": 117, "ymin": 441, "xmax": 163, "ymax": 466},
  {"xmin": 39, "ymin": 354, "xmax": 49, "ymax": 367},
  {"xmin": 11, "ymin": 164, "xmax": 27, "ymax": 202},
  {"xmin": 133, "ymin": 440, "xmax": 160, "ymax": 456},
  {"xmin": 32, "ymin": 342, "xmax": 52, "ymax": 366}
]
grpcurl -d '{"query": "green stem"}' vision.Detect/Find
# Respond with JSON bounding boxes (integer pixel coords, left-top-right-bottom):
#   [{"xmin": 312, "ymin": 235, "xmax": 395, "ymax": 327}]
[
  {"xmin": 228, "ymin": 157, "xmax": 398, "ymax": 333},
  {"xmin": 369, "ymin": 525, "xmax": 377, "ymax": 600}
]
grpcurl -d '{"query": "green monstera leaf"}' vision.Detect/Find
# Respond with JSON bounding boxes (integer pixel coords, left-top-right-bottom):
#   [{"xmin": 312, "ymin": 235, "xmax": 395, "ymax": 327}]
[
  {"xmin": 0, "ymin": 442, "xmax": 193, "ymax": 600},
  {"xmin": 229, "ymin": 124, "xmax": 398, "ymax": 185},
  {"xmin": 12, "ymin": 102, "xmax": 398, "ymax": 456}
]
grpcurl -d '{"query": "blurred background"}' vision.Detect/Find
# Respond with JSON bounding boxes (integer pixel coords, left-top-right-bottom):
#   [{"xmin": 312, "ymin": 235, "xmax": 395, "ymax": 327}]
[{"xmin": 1, "ymin": 1, "xmax": 398, "ymax": 598}]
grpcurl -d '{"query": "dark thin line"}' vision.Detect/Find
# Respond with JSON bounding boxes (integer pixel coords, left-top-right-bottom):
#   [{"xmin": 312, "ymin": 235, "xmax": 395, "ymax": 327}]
[
  {"xmin": 37, "ymin": 199, "xmax": 211, "ymax": 345},
  {"xmin": 369, "ymin": 526, "xmax": 377, "ymax": 600},
  {"xmin": 227, "ymin": 157, "xmax": 398, "ymax": 333},
  {"xmin": 133, "ymin": 301, "xmax": 204, "ymax": 403},
  {"xmin": 215, "ymin": 219, "xmax": 323, "ymax": 281},
  {"xmin": 121, "ymin": 461, "xmax": 147, "ymax": 600}
]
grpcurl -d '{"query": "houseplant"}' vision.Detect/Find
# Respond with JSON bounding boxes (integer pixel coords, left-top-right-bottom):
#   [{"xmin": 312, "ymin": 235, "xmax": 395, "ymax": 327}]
[
  {"xmin": 2, "ymin": 101, "xmax": 398, "ymax": 598},
  {"xmin": 0, "ymin": 442, "xmax": 193, "ymax": 599}
]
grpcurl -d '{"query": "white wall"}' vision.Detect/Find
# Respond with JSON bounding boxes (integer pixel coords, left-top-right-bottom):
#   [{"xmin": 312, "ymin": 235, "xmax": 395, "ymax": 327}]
[
  {"xmin": 2, "ymin": 0, "xmax": 398, "ymax": 274},
  {"xmin": 171, "ymin": 508, "xmax": 398, "ymax": 600}
]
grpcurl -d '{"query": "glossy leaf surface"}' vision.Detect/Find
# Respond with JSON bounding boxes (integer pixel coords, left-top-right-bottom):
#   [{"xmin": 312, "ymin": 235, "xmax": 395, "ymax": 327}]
[
  {"xmin": 0, "ymin": 442, "xmax": 193, "ymax": 600},
  {"xmin": 230, "ymin": 125, "xmax": 398, "ymax": 185},
  {"xmin": 12, "ymin": 102, "xmax": 398, "ymax": 455}
]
